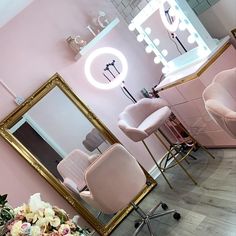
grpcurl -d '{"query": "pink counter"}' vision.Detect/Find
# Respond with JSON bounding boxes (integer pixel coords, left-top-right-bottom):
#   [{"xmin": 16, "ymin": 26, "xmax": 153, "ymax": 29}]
[{"xmin": 156, "ymin": 43, "xmax": 236, "ymax": 147}]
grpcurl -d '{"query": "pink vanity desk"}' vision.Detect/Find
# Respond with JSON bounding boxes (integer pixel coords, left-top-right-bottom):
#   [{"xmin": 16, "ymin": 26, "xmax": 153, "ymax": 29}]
[{"xmin": 155, "ymin": 41, "xmax": 236, "ymax": 147}]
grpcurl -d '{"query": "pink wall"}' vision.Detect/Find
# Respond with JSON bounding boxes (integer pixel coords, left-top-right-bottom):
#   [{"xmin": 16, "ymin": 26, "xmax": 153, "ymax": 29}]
[{"xmin": 0, "ymin": 0, "xmax": 166, "ymax": 217}]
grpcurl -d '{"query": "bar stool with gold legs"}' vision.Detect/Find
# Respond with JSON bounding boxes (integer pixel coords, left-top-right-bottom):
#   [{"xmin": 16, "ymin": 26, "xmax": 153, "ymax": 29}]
[{"xmin": 118, "ymin": 98, "xmax": 215, "ymax": 189}]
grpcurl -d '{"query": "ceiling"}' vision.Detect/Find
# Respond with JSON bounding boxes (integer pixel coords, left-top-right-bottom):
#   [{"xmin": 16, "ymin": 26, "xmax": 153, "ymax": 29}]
[{"xmin": 0, "ymin": 0, "xmax": 33, "ymax": 28}]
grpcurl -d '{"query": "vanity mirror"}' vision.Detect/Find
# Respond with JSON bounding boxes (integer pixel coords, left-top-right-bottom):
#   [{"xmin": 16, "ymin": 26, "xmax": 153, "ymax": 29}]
[{"xmin": 0, "ymin": 73, "xmax": 156, "ymax": 236}]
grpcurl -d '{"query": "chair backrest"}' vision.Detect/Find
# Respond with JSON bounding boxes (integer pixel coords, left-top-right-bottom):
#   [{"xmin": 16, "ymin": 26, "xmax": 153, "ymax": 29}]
[
  {"xmin": 118, "ymin": 98, "xmax": 168, "ymax": 128},
  {"xmin": 203, "ymin": 68, "xmax": 236, "ymax": 138},
  {"xmin": 83, "ymin": 144, "xmax": 146, "ymax": 214},
  {"xmin": 57, "ymin": 149, "xmax": 91, "ymax": 190},
  {"xmin": 118, "ymin": 98, "xmax": 169, "ymax": 142}
]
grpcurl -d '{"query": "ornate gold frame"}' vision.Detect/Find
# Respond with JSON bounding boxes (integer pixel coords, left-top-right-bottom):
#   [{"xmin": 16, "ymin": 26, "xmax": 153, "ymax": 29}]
[{"xmin": 0, "ymin": 73, "xmax": 156, "ymax": 236}]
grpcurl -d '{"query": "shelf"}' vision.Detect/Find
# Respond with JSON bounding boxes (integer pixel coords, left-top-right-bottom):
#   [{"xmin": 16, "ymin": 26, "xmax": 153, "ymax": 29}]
[{"xmin": 75, "ymin": 18, "xmax": 120, "ymax": 60}]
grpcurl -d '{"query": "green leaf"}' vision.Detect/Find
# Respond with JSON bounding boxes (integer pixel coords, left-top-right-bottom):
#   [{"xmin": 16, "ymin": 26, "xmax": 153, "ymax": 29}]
[{"xmin": 0, "ymin": 194, "xmax": 8, "ymax": 206}]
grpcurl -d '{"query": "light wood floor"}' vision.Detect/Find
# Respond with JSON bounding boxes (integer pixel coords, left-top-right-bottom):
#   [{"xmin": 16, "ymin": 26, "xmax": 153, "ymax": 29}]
[{"xmin": 111, "ymin": 148, "xmax": 236, "ymax": 236}]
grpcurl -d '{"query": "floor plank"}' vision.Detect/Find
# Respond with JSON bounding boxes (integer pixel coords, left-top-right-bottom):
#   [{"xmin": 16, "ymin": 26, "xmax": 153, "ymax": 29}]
[{"xmin": 111, "ymin": 148, "xmax": 236, "ymax": 236}]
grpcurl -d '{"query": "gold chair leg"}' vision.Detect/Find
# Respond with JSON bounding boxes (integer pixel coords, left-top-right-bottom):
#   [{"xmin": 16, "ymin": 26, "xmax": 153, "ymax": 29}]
[
  {"xmin": 154, "ymin": 132, "xmax": 198, "ymax": 185},
  {"xmin": 142, "ymin": 140, "xmax": 173, "ymax": 189},
  {"xmin": 195, "ymin": 140, "xmax": 216, "ymax": 160},
  {"xmin": 153, "ymin": 132, "xmax": 170, "ymax": 151},
  {"xmin": 171, "ymin": 153, "xmax": 197, "ymax": 185}
]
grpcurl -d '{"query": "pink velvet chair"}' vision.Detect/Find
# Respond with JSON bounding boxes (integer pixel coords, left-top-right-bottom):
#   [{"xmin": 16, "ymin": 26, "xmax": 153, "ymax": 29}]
[
  {"xmin": 118, "ymin": 98, "xmax": 200, "ymax": 189},
  {"xmin": 80, "ymin": 144, "xmax": 180, "ymax": 235},
  {"xmin": 57, "ymin": 149, "xmax": 99, "ymax": 194},
  {"xmin": 203, "ymin": 67, "xmax": 236, "ymax": 138}
]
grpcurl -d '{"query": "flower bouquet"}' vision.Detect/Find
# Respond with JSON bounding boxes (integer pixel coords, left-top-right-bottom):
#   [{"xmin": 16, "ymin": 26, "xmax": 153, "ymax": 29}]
[{"xmin": 3, "ymin": 193, "xmax": 90, "ymax": 236}]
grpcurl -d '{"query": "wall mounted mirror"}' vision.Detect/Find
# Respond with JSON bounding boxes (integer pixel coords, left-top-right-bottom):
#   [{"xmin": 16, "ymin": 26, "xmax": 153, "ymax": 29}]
[{"xmin": 0, "ymin": 73, "xmax": 156, "ymax": 236}]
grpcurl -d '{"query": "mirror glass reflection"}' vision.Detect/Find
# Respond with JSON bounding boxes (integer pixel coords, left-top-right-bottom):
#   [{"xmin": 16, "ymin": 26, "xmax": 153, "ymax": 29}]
[
  {"xmin": 8, "ymin": 86, "xmax": 112, "ymax": 223},
  {"xmin": 0, "ymin": 74, "xmax": 156, "ymax": 235}
]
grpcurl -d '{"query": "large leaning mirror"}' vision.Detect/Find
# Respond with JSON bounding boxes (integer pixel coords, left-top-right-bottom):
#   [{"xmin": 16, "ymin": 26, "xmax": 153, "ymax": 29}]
[{"xmin": 0, "ymin": 73, "xmax": 156, "ymax": 236}]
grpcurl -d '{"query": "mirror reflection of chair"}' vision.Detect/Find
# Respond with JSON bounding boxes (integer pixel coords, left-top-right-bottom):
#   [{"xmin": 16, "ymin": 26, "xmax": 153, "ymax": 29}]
[
  {"xmin": 80, "ymin": 143, "xmax": 181, "ymax": 236},
  {"xmin": 57, "ymin": 149, "xmax": 99, "ymax": 194},
  {"xmin": 83, "ymin": 128, "xmax": 106, "ymax": 154},
  {"xmin": 118, "ymin": 98, "xmax": 215, "ymax": 189},
  {"xmin": 203, "ymin": 67, "xmax": 236, "ymax": 138}
]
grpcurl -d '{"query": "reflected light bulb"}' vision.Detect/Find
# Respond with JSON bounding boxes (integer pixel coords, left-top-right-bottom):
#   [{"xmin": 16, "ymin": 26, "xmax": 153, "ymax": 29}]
[
  {"xmin": 137, "ymin": 34, "xmax": 144, "ymax": 42},
  {"xmin": 128, "ymin": 23, "xmax": 136, "ymax": 31},
  {"xmin": 187, "ymin": 35, "xmax": 195, "ymax": 44},
  {"xmin": 161, "ymin": 49, "xmax": 168, "ymax": 57},
  {"xmin": 145, "ymin": 27, "xmax": 151, "ymax": 35},
  {"xmin": 153, "ymin": 38, "xmax": 160, "ymax": 46},
  {"xmin": 178, "ymin": 22, "xmax": 186, "ymax": 31},
  {"xmin": 145, "ymin": 45, "xmax": 152, "ymax": 53},
  {"xmin": 154, "ymin": 56, "xmax": 161, "ymax": 64}
]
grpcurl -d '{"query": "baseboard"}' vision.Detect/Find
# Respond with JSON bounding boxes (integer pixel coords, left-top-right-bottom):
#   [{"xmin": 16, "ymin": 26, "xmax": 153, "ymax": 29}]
[
  {"xmin": 149, "ymin": 165, "xmax": 161, "ymax": 180},
  {"xmin": 148, "ymin": 157, "xmax": 175, "ymax": 180}
]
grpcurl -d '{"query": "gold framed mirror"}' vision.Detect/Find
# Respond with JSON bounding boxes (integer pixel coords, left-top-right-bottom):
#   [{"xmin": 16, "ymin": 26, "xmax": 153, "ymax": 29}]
[{"xmin": 0, "ymin": 73, "xmax": 156, "ymax": 235}]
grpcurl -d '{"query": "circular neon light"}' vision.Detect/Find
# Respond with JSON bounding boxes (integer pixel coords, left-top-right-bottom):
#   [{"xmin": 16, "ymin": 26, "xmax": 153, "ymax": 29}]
[
  {"xmin": 84, "ymin": 47, "xmax": 128, "ymax": 90},
  {"xmin": 160, "ymin": 1, "xmax": 179, "ymax": 33}
]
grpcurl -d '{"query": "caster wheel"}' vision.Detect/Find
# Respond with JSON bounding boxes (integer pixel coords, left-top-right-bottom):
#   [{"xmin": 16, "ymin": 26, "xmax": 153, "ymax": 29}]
[
  {"xmin": 134, "ymin": 222, "xmax": 141, "ymax": 229},
  {"xmin": 173, "ymin": 212, "xmax": 181, "ymax": 220},
  {"xmin": 161, "ymin": 203, "xmax": 168, "ymax": 210}
]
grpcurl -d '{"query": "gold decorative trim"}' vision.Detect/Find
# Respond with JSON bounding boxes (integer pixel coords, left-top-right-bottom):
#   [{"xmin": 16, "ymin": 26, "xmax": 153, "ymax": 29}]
[
  {"xmin": 158, "ymin": 43, "xmax": 231, "ymax": 91},
  {"xmin": 0, "ymin": 73, "xmax": 156, "ymax": 235}
]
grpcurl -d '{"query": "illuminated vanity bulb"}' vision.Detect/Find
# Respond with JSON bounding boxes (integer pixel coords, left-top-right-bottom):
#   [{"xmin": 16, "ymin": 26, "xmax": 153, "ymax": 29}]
[
  {"xmin": 145, "ymin": 45, "xmax": 152, "ymax": 53},
  {"xmin": 154, "ymin": 56, "xmax": 161, "ymax": 64},
  {"xmin": 145, "ymin": 27, "xmax": 151, "ymax": 35},
  {"xmin": 161, "ymin": 49, "xmax": 168, "ymax": 57},
  {"xmin": 178, "ymin": 21, "xmax": 186, "ymax": 31},
  {"xmin": 137, "ymin": 34, "xmax": 144, "ymax": 42},
  {"xmin": 162, "ymin": 66, "xmax": 169, "ymax": 74},
  {"xmin": 187, "ymin": 35, "xmax": 195, "ymax": 44},
  {"xmin": 128, "ymin": 23, "xmax": 136, "ymax": 31},
  {"xmin": 153, "ymin": 38, "xmax": 160, "ymax": 46}
]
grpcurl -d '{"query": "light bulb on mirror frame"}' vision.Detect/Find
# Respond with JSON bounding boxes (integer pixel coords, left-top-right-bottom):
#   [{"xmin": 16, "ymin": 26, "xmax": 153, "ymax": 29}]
[
  {"xmin": 161, "ymin": 49, "xmax": 168, "ymax": 57},
  {"xmin": 128, "ymin": 23, "xmax": 136, "ymax": 31},
  {"xmin": 137, "ymin": 34, "xmax": 144, "ymax": 42},
  {"xmin": 153, "ymin": 38, "xmax": 160, "ymax": 46},
  {"xmin": 154, "ymin": 56, "xmax": 161, "ymax": 64},
  {"xmin": 145, "ymin": 45, "xmax": 152, "ymax": 53},
  {"xmin": 144, "ymin": 27, "xmax": 151, "ymax": 35},
  {"xmin": 187, "ymin": 35, "xmax": 195, "ymax": 44},
  {"xmin": 162, "ymin": 66, "xmax": 169, "ymax": 74}
]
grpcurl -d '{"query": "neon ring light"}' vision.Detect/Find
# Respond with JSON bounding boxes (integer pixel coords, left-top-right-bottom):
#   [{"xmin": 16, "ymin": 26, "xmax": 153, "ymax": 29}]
[{"xmin": 84, "ymin": 47, "xmax": 128, "ymax": 90}]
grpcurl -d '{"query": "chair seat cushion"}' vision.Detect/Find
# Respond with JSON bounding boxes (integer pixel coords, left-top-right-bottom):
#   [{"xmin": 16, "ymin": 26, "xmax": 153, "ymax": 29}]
[{"xmin": 138, "ymin": 106, "xmax": 171, "ymax": 136}]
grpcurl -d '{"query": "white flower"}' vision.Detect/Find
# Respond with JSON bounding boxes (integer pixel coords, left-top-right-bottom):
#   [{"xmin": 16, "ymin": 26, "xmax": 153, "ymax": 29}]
[
  {"xmin": 50, "ymin": 216, "xmax": 61, "ymax": 227},
  {"xmin": 58, "ymin": 224, "xmax": 71, "ymax": 235},
  {"xmin": 30, "ymin": 225, "xmax": 41, "ymax": 236},
  {"xmin": 28, "ymin": 193, "xmax": 51, "ymax": 212},
  {"xmin": 44, "ymin": 208, "xmax": 55, "ymax": 218},
  {"xmin": 10, "ymin": 220, "xmax": 23, "ymax": 236}
]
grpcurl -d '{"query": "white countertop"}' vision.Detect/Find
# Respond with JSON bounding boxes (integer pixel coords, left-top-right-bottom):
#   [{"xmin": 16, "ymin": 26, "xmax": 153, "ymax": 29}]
[{"xmin": 155, "ymin": 36, "xmax": 230, "ymax": 91}]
